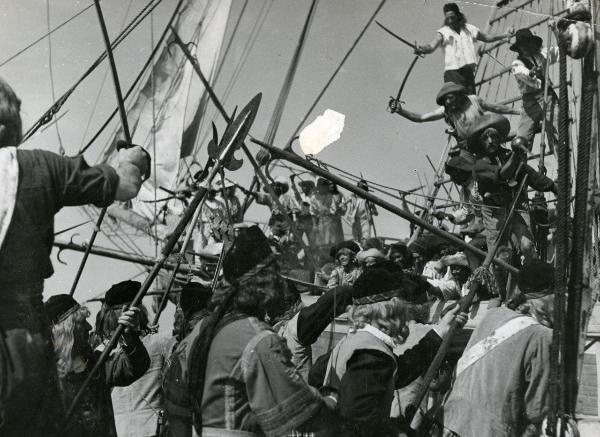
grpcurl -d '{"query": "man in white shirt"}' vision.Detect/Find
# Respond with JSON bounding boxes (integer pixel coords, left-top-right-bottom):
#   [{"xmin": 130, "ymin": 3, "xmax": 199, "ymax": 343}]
[{"xmin": 415, "ymin": 3, "xmax": 514, "ymax": 94}]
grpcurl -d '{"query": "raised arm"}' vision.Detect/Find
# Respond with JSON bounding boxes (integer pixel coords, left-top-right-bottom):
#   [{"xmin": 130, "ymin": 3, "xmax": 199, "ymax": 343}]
[
  {"xmin": 389, "ymin": 100, "xmax": 445, "ymax": 123},
  {"xmin": 479, "ymin": 98, "xmax": 520, "ymax": 115}
]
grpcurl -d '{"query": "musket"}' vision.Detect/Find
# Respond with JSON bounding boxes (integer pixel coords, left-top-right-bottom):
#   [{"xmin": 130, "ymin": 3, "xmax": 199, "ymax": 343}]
[
  {"xmin": 407, "ymin": 174, "xmax": 529, "ymax": 433},
  {"xmin": 250, "ymin": 138, "xmax": 518, "ymax": 275},
  {"xmin": 64, "ymin": 93, "xmax": 262, "ymax": 426}
]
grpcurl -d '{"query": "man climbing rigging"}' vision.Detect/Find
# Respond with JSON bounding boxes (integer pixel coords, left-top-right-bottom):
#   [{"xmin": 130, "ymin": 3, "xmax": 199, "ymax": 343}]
[
  {"xmin": 389, "ymin": 82, "xmax": 519, "ymax": 151},
  {"xmin": 414, "ymin": 2, "xmax": 514, "ymax": 94}
]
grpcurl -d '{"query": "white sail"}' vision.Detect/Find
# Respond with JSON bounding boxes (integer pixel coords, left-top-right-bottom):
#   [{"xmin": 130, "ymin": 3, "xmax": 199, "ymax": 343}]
[{"xmin": 104, "ymin": 0, "xmax": 232, "ymax": 224}]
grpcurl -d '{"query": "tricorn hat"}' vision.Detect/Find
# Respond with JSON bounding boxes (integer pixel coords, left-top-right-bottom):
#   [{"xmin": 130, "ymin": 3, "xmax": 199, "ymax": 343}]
[
  {"xmin": 105, "ymin": 280, "xmax": 141, "ymax": 307},
  {"xmin": 517, "ymin": 260, "xmax": 555, "ymax": 293},
  {"xmin": 436, "ymin": 82, "xmax": 467, "ymax": 106},
  {"xmin": 222, "ymin": 225, "xmax": 275, "ymax": 283},
  {"xmin": 466, "ymin": 113, "xmax": 511, "ymax": 145},
  {"xmin": 44, "ymin": 294, "xmax": 79, "ymax": 325},
  {"xmin": 509, "ymin": 28, "xmax": 543, "ymax": 52},
  {"xmin": 298, "ymin": 179, "xmax": 315, "ymax": 188},
  {"xmin": 352, "ymin": 262, "xmax": 428, "ymax": 305}
]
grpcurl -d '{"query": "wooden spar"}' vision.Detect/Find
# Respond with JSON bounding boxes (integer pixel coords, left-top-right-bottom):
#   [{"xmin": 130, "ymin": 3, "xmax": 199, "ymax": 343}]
[
  {"xmin": 250, "ymin": 138, "xmax": 519, "ymax": 274},
  {"xmin": 53, "ymin": 240, "xmax": 204, "ymax": 276},
  {"xmin": 408, "ymin": 173, "xmax": 529, "ymax": 430}
]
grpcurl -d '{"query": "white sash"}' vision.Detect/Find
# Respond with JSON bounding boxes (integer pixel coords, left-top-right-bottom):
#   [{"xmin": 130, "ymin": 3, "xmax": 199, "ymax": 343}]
[
  {"xmin": 456, "ymin": 316, "xmax": 539, "ymax": 377},
  {"xmin": 0, "ymin": 147, "xmax": 18, "ymax": 251}
]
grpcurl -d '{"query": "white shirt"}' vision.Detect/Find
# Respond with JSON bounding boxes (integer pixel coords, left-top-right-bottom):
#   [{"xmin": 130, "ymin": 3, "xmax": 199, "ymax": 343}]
[
  {"xmin": 437, "ymin": 23, "xmax": 480, "ymax": 71},
  {"xmin": 511, "ymin": 47, "xmax": 558, "ymax": 95}
]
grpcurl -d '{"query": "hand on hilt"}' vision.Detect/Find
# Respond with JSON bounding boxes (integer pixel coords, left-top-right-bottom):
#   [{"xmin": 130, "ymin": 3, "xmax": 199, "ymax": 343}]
[
  {"xmin": 388, "ymin": 96, "xmax": 402, "ymax": 113},
  {"xmin": 413, "ymin": 44, "xmax": 426, "ymax": 56}
]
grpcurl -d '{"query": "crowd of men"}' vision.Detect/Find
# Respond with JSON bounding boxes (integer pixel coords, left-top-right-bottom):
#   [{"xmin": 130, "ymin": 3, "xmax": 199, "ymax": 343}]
[{"xmin": 0, "ymin": 1, "xmax": 595, "ymax": 436}]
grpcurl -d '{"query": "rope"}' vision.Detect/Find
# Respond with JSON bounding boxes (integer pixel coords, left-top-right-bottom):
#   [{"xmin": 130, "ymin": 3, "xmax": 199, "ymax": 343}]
[
  {"xmin": 22, "ymin": 0, "xmax": 165, "ymax": 143},
  {"xmin": 548, "ymin": 38, "xmax": 570, "ymax": 436},
  {"xmin": 0, "ymin": 3, "xmax": 95, "ymax": 68},
  {"xmin": 45, "ymin": 0, "xmax": 66, "ymax": 155},
  {"xmin": 191, "ymin": 0, "xmax": 273, "ymax": 158},
  {"xmin": 288, "ymin": 0, "xmax": 388, "ymax": 141},
  {"xmin": 78, "ymin": 0, "xmax": 184, "ymax": 155},
  {"xmin": 564, "ymin": 48, "xmax": 595, "ymax": 415}
]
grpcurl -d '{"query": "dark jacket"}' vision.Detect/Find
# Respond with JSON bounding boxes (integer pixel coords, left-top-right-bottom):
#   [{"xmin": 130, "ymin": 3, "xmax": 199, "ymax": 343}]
[{"xmin": 60, "ymin": 336, "xmax": 150, "ymax": 437}]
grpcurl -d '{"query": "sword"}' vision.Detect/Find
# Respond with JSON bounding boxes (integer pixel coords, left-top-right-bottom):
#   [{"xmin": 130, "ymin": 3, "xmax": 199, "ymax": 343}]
[{"xmin": 375, "ymin": 20, "xmax": 422, "ymax": 54}]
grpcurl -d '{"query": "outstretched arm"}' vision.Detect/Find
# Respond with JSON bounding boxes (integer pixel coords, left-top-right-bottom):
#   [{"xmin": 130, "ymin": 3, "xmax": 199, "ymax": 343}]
[
  {"xmin": 389, "ymin": 100, "xmax": 445, "ymax": 123},
  {"xmin": 415, "ymin": 33, "xmax": 443, "ymax": 55},
  {"xmin": 477, "ymin": 26, "xmax": 514, "ymax": 43},
  {"xmin": 479, "ymin": 98, "xmax": 520, "ymax": 115}
]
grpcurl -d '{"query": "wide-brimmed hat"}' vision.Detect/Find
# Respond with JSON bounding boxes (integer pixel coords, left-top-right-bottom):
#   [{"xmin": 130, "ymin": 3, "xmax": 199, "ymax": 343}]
[
  {"xmin": 329, "ymin": 240, "xmax": 361, "ymax": 259},
  {"xmin": 298, "ymin": 179, "xmax": 315, "ymax": 189},
  {"xmin": 441, "ymin": 252, "xmax": 470, "ymax": 268},
  {"xmin": 466, "ymin": 113, "xmax": 511, "ymax": 145},
  {"xmin": 356, "ymin": 247, "xmax": 386, "ymax": 264},
  {"xmin": 518, "ymin": 260, "xmax": 555, "ymax": 293},
  {"xmin": 436, "ymin": 82, "xmax": 467, "ymax": 105},
  {"xmin": 352, "ymin": 262, "xmax": 428, "ymax": 305},
  {"xmin": 509, "ymin": 28, "xmax": 543, "ymax": 52}
]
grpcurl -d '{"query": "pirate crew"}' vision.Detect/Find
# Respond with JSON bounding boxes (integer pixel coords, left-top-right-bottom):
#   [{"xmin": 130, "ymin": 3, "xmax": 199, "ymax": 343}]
[{"xmin": 0, "ymin": 0, "xmax": 593, "ymax": 435}]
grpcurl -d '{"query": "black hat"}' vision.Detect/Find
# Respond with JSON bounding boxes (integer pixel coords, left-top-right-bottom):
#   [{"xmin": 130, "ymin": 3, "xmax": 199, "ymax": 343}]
[
  {"xmin": 180, "ymin": 282, "xmax": 211, "ymax": 315},
  {"xmin": 443, "ymin": 3, "xmax": 460, "ymax": 15},
  {"xmin": 223, "ymin": 225, "xmax": 275, "ymax": 283},
  {"xmin": 357, "ymin": 179, "xmax": 369, "ymax": 191},
  {"xmin": 44, "ymin": 294, "xmax": 79, "ymax": 325},
  {"xmin": 329, "ymin": 240, "xmax": 361, "ymax": 259},
  {"xmin": 509, "ymin": 28, "xmax": 543, "ymax": 52},
  {"xmin": 518, "ymin": 260, "xmax": 555, "ymax": 293},
  {"xmin": 466, "ymin": 113, "xmax": 511, "ymax": 145},
  {"xmin": 352, "ymin": 262, "xmax": 428, "ymax": 305},
  {"xmin": 436, "ymin": 82, "xmax": 467, "ymax": 106},
  {"xmin": 105, "ymin": 280, "xmax": 141, "ymax": 307}
]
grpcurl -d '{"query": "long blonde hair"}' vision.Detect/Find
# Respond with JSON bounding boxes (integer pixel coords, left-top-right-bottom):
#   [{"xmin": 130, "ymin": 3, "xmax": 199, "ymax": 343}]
[
  {"xmin": 348, "ymin": 297, "xmax": 409, "ymax": 343},
  {"xmin": 52, "ymin": 306, "xmax": 91, "ymax": 378},
  {"xmin": 0, "ymin": 77, "xmax": 22, "ymax": 147}
]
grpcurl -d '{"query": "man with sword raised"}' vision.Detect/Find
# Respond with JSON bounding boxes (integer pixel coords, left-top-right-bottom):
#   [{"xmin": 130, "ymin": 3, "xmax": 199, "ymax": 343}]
[{"xmin": 0, "ymin": 76, "xmax": 149, "ymax": 436}]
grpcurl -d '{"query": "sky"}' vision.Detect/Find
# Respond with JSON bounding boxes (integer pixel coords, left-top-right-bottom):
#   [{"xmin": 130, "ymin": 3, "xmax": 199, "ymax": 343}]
[{"xmin": 0, "ymin": 0, "xmax": 541, "ymax": 316}]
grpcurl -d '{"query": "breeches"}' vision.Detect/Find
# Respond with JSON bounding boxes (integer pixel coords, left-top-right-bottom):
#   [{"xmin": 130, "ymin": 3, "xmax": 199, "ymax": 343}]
[
  {"xmin": 443, "ymin": 67, "xmax": 476, "ymax": 95},
  {"xmin": 517, "ymin": 92, "xmax": 558, "ymax": 151},
  {"xmin": 481, "ymin": 206, "xmax": 537, "ymax": 262}
]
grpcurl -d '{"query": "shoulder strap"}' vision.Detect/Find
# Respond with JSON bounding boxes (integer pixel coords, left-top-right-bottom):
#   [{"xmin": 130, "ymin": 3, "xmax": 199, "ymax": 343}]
[
  {"xmin": 456, "ymin": 316, "xmax": 539, "ymax": 377},
  {"xmin": 0, "ymin": 147, "xmax": 18, "ymax": 251}
]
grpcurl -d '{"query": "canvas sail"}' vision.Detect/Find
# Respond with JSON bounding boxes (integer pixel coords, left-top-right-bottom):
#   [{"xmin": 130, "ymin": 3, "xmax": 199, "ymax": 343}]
[{"xmin": 103, "ymin": 0, "xmax": 232, "ymax": 225}]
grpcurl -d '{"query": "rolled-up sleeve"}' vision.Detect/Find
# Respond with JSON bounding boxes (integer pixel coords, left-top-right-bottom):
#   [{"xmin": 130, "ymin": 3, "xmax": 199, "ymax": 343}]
[{"xmin": 242, "ymin": 332, "xmax": 324, "ymax": 437}]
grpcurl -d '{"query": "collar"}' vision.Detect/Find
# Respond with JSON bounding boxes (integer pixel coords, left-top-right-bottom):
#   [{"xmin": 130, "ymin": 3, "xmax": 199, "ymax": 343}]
[{"xmin": 358, "ymin": 324, "xmax": 396, "ymax": 348}]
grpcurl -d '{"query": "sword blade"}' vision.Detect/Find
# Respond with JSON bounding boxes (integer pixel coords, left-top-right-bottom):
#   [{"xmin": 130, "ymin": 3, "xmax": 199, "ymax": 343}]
[{"xmin": 376, "ymin": 20, "xmax": 417, "ymax": 50}]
